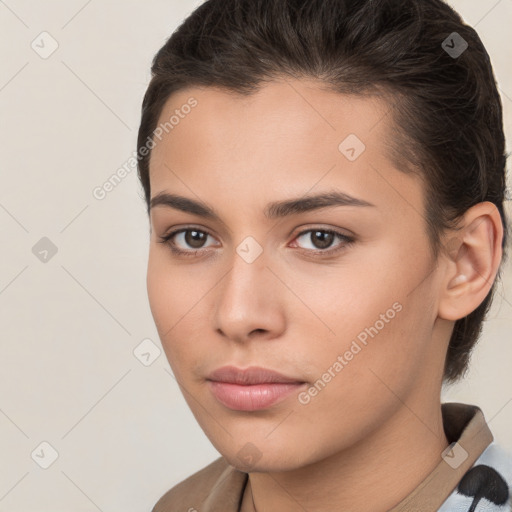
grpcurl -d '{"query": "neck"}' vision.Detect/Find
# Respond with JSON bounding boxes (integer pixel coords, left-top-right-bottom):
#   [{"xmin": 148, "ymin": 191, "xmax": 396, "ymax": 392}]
[{"xmin": 243, "ymin": 397, "xmax": 449, "ymax": 512}]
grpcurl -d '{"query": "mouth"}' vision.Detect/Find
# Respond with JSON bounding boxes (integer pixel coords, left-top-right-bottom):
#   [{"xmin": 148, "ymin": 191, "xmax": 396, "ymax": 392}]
[{"xmin": 206, "ymin": 365, "xmax": 307, "ymax": 411}]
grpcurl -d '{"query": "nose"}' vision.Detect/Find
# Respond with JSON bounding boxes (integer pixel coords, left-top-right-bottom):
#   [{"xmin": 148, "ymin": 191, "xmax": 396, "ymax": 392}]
[{"xmin": 213, "ymin": 245, "xmax": 286, "ymax": 344}]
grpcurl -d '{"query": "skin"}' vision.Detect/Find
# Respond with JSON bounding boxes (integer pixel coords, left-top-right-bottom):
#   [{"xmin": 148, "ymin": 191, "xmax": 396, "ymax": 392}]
[{"xmin": 146, "ymin": 78, "xmax": 503, "ymax": 512}]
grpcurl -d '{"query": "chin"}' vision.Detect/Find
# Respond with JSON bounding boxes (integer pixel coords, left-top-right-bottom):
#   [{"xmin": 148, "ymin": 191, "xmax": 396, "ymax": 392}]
[{"xmin": 219, "ymin": 444, "xmax": 311, "ymax": 474}]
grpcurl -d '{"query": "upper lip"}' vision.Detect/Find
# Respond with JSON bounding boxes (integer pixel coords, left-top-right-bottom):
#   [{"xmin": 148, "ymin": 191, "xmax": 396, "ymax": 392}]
[{"xmin": 207, "ymin": 366, "xmax": 305, "ymax": 385}]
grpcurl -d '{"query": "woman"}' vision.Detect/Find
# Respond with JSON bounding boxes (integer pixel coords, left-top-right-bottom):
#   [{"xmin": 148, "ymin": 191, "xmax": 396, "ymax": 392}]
[{"xmin": 136, "ymin": 0, "xmax": 512, "ymax": 510}]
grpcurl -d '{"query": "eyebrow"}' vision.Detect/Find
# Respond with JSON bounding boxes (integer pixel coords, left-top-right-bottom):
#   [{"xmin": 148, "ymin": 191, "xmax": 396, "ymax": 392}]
[{"xmin": 150, "ymin": 190, "xmax": 375, "ymax": 221}]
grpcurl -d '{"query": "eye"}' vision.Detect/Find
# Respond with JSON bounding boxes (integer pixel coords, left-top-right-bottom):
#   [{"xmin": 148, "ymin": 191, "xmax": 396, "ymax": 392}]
[
  {"xmin": 291, "ymin": 228, "xmax": 354, "ymax": 255},
  {"xmin": 158, "ymin": 226, "xmax": 355, "ymax": 258},
  {"xmin": 158, "ymin": 228, "xmax": 217, "ymax": 256}
]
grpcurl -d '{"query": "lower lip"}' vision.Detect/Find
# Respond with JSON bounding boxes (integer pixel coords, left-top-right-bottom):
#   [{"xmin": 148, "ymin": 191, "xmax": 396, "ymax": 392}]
[{"xmin": 207, "ymin": 381, "xmax": 305, "ymax": 411}]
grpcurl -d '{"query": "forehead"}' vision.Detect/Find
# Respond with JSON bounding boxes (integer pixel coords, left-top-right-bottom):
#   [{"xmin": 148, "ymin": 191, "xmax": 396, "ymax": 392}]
[
  {"xmin": 148, "ymin": 79, "xmax": 423, "ymax": 220},
  {"xmin": 152, "ymin": 79, "xmax": 393, "ymax": 161}
]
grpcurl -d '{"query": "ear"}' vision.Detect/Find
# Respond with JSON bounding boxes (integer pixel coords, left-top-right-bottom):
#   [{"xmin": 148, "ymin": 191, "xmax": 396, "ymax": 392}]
[{"xmin": 438, "ymin": 202, "xmax": 504, "ymax": 321}]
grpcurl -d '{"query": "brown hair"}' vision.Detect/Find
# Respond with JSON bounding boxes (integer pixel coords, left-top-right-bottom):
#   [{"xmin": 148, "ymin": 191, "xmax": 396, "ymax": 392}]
[{"xmin": 136, "ymin": 0, "xmax": 509, "ymax": 384}]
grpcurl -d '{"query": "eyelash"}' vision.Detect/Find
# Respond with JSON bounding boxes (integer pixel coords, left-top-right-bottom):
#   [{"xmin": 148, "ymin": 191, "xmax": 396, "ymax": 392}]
[{"xmin": 157, "ymin": 227, "xmax": 355, "ymax": 258}]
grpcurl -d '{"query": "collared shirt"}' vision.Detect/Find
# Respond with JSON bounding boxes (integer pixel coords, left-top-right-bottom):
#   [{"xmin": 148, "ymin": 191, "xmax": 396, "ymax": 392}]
[{"xmin": 152, "ymin": 402, "xmax": 512, "ymax": 511}]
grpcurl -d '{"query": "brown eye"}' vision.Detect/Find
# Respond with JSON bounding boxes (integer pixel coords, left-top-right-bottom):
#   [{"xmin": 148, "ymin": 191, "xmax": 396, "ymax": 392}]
[
  {"xmin": 158, "ymin": 228, "xmax": 217, "ymax": 256},
  {"xmin": 310, "ymin": 230, "xmax": 335, "ymax": 249},
  {"xmin": 294, "ymin": 229, "xmax": 353, "ymax": 253},
  {"xmin": 184, "ymin": 230, "xmax": 208, "ymax": 249}
]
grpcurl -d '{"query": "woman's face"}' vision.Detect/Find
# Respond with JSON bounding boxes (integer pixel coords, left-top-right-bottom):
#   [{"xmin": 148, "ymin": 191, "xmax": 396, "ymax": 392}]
[{"xmin": 146, "ymin": 79, "xmax": 449, "ymax": 471}]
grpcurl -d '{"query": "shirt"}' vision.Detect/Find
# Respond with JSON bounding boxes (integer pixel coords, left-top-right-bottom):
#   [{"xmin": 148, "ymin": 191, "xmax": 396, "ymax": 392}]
[{"xmin": 152, "ymin": 402, "xmax": 512, "ymax": 511}]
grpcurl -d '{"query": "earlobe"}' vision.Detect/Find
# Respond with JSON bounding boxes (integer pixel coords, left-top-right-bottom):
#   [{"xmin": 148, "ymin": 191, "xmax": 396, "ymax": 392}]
[{"xmin": 438, "ymin": 202, "xmax": 503, "ymax": 321}]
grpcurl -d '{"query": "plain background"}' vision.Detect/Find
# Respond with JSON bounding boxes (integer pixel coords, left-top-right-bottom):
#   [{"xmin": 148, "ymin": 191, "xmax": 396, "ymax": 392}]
[{"xmin": 0, "ymin": 0, "xmax": 511, "ymax": 510}]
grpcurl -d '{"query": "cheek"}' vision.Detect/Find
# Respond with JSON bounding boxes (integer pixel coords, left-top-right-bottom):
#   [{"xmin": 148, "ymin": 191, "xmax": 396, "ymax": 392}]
[
  {"xmin": 146, "ymin": 245, "xmax": 199, "ymax": 327},
  {"xmin": 305, "ymin": 242, "xmax": 435, "ymax": 384},
  {"xmin": 309, "ymin": 253, "xmax": 406, "ymax": 341},
  {"xmin": 325, "ymin": 297, "xmax": 436, "ymax": 415},
  {"xmin": 146, "ymin": 250, "xmax": 211, "ymax": 372},
  {"xmin": 146, "ymin": 251, "xmax": 173, "ymax": 333},
  {"xmin": 146, "ymin": 252, "xmax": 187, "ymax": 355}
]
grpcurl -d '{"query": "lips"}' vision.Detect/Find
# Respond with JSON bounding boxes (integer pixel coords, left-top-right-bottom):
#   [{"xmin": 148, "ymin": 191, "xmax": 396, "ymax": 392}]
[
  {"xmin": 207, "ymin": 365, "xmax": 305, "ymax": 384},
  {"xmin": 206, "ymin": 366, "xmax": 306, "ymax": 411}
]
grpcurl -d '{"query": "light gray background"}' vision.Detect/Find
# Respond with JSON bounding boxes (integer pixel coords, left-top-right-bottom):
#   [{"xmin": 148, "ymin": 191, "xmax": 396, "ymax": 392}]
[{"xmin": 0, "ymin": 1, "xmax": 511, "ymax": 510}]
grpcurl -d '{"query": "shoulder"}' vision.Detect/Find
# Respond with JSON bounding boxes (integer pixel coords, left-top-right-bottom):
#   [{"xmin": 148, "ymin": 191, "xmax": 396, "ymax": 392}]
[{"xmin": 152, "ymin": 456, "xmax": 247, "ymax": 512}]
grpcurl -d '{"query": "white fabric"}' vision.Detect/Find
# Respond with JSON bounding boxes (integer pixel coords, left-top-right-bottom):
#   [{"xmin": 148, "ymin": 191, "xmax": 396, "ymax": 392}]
[{"xmin": 438, "ymin": 442, "xmax": 512, "ymax": 511}]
